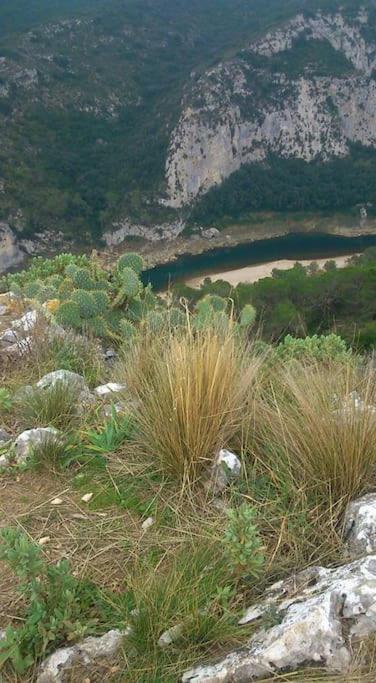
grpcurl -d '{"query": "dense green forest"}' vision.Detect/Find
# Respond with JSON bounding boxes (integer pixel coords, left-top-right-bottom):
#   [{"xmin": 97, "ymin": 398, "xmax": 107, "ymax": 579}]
[
  {"xmin": 190, "ymin": 148, "xmax": 376, "ymax": 227},
  {"xmin": 0, "ymin": 0, "xmax": 374, "ymax": 238},
  {"xmin": 173, "ymin": 248, "xmax": 376, "ymax": 349}
]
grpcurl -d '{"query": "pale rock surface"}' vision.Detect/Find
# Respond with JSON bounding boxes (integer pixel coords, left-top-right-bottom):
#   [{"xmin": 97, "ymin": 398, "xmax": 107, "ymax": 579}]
[
  {"xmin": 37, "ymin": 629, "xmax": 128, "ymax": 683},
  {"xmin": 209, "ymin": 449, "xmax": 241, "ymax": 493},
  {"xmin": 94, "ymin": 382, "xmax": 127, "ymax": 396},
  {"xmin": 0, "ymin": 222, "xmax": 25, "ymax": 273},
  {"xmin": 158, "ymin": 623, "xmax": 184, "ymax": 649},
  {"xmin": 344, "ymin": 493, "xmax": 376, "ymax": 558},
  {"xmin": 15, "ymin": 427, "xmax": 60, "ymax": 464},
  {"xmin": 36, "ymin": 369, "xmax": 88, "ymax": 392},
  {"xmin": 165, "ymin": 10, "xmax": 376, "ymax": 207},
  {"xmin": 183, "ymin": 555, "xmax": 376, "ymax": 682}
]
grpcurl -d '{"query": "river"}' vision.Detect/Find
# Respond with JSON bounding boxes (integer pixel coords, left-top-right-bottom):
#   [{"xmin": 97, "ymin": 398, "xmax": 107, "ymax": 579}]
[{"xmin": 142, "ymin": 232, "xmax": 376, "ymax": 291}]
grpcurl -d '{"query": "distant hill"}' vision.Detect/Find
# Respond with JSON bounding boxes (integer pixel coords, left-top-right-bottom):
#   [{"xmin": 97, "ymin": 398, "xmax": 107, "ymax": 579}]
[{"xmin": 0, "ymin": 0, "xmax": 374, "ymax": 243}]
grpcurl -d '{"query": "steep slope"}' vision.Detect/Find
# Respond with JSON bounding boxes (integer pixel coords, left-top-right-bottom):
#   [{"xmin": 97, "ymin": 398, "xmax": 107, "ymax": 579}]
[
  {"xmin": 0, "ymin": 0, "xmax": 374, "ymax": 245},
  {"xmin": 165, "ymin": 8, "xmax": 376, "ymax": 208}
]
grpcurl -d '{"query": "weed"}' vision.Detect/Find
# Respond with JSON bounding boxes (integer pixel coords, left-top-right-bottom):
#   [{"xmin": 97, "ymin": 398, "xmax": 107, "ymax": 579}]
[{"xmin": 15, "ymin": 380, "xmax": 82, "ymax": 431}]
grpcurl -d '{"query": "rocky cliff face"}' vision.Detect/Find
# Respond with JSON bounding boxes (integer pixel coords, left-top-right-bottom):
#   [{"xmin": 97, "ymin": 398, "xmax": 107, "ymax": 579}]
[{"xmin": 165, "ymin": 9, "xmax": 376, "ymax": 208}]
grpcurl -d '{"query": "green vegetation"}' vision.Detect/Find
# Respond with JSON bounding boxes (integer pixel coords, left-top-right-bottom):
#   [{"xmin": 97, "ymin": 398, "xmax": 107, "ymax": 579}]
[
  {"xmin": 0, "ymin": 1, "xmax": 374, "ymax": 236},
  {"xmin": 173, "ymin": 248, "xmax": 376, "ymax": 350},
  {"xmin": 1, "ymin": 248, "xmax": 376, "ymax": 682},
  {"xmin": 191, "ymin": 147, "xmax": 376, "ymax": 227}
]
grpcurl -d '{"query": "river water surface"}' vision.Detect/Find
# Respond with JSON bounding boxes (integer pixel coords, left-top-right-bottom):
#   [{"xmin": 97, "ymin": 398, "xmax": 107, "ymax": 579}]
[{"xmin": 142, "ymin": 232, "xmax": 376, "ymax": 291}]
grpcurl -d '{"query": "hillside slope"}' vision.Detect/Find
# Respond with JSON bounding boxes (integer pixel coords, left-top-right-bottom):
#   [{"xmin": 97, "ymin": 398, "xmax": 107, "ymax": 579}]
[{"xmin": 0, "ymin": 0, "xmax": 374, "ymax": 244}]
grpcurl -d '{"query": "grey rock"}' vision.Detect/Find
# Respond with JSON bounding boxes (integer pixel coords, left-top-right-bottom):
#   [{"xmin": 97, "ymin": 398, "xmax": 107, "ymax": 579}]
[
  {"xmin": 209, "ymin": 449, "xmax": 241, "ymax": 493},
  {"xmin": 13, "ymin": 309, "xmax": 37, "ymax": 332},
  {"xmin": 15, "ymin": 427, "xmax": 60, "ymax": 464},
  {"xmin": 0, "ymin": 328, "xmax": 19, "ymax": 344},
  {"xmin": 5, "ymin": 336, "xmax": 33, "ymax": 356},
  {"xmin": 0, "ymin": 428, "xmax": 11, "ymax": 443},
  {"xmin": 36, "ymin": 370, "xmax": 88, "ymax": 392},
  {"xmin": 37, "ymin": 628, "xmax": 129, "ymax": 683},
  {"xmin": 0, "ymin": 304, "xmax": 8, "ymax": 315},
  {"xmin": 158, "ymin": 624, "xmax": 184, "ymax": 649},
  {"xmin": 0, "ymin": 222, "xmax": 25, "ymax": 273},
  {"xmin": 344, "ymin": 493, "xmax": 376, "ymax": 558},
  {"xmin": 94, "ymin": 382, "xmax": 127, "ymax": 397},
  {"xmin": 183, "ymin": 555, "xmax": 376, "ymax": 682}
]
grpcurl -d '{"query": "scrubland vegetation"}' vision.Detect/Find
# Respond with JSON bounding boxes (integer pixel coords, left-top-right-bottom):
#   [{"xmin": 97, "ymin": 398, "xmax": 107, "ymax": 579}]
[{"xmin": 0, "ymin": 250, "xmax": 375, "ymax": 681}]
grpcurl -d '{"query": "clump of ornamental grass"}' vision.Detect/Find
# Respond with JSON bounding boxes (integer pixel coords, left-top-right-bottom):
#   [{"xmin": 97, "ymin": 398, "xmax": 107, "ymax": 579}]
[
  {"xmin": 15, "ymin": 381, "xmax": 82, "ymax": 431},
  {"xmin": 255, "ymin": 359, "xmax": 376, "ymax": 510},
  {"xmin": 121, "ymin": 323, "xmax": 260, "ymax": 482}
]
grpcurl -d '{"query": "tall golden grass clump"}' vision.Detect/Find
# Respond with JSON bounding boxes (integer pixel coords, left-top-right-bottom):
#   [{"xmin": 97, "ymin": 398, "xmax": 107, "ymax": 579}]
[
  {"xmin": 122, "ymin": 324, "xmax": 260, "ymax": 482},
  {"xmin": 257, "ymin": 359, "xmax": 376, "ymax": 507}
]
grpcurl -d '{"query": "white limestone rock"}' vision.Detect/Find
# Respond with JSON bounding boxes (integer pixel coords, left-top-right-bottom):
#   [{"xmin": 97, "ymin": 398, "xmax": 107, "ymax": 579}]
[
  {"xmin": 37, "ymin": 629, "xmax": 128, "ymax": 683},
  {"xmin": 158, "ymin": 623, "xmax": 184, "ymax": 649},
  {"xmin": 209, "ymin": 449, "xmax": 241, "ymax": 493},
  {"xmin": 94, "ymin": 382, "xmax": 127, "ymax": 397},
  {"xmin": 165, "ymin": 10, "xmax": 376, "ymax": 208},
  {"xmin": 37, "ymin": 370, "xmax": 88, "ymax": 392},
  {"xmin": 14, "ymin": 427, "xmax": 60, "ymax": 464},
  {"xmin": 344, "ymin": 493, "xmax": 376, "ymax": 558},
  {"xmin": 182, "ymin": 555, "xmax": 376, "ymax": 682}
]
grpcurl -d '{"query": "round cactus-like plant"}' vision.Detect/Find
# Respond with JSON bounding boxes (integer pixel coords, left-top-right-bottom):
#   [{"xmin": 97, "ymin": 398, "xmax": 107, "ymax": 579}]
[
  {"xmin": 71, "ymin": 289, "xmax": 98, "ymax": 319},
  {"xmin": 126, "ymin": 297, "xmax": 143, "ymax": 322},
  {"xmin": 37, "ymin": 286, "xmax": 59, "ymax": 303},
  {"xmin": 47, "ymin": 275, "xmax": 64, "ymax": 289},
  {"xmin": 64, "ymin": 263, "xmax": 79, "ymax": 279},
  {"xmin": 117, "ymin": 252, "xmax": 144, "ymax": 275},
  {"xmin": 206, "ymin": 295, "xmax": 227, "ymax": 312},
  {"xmin": 55, "ymin": 300, "xmax": 82, "ymax": 329},
  {"xmin": 144, "ymin": 310, "xmax": 165, "ymax": 333},
  {"xmin": 240, "ymin": 304, "xmax": 256, "ymax": 328},
  {"xmin": 85, "ymin": 316, "xmax": 107, "ymax": 338},
  {"xmin": 119, "ymin": 318, "xmax": 137, "ymax": 342},
  {"xmin": 120, "ymin": 267, "xmax": 141, "ymax": 298},
  {"xmin": 58, "ymin": 278, "xmax": 75, "ymax": 300},
  {"xmin": 91, "ymin": 290, "xmax": 110, "ymax": 315},
  {"xmin": 23, "ymin": 281, "xmax": 43, "ymax": 299},
  {"xmin": 73, "ymin": 268, "xmax": 95, "ymax": 291}
]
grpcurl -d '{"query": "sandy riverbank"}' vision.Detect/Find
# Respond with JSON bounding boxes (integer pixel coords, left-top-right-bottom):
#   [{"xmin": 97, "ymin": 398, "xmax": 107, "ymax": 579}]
[{"xmin": 186, "ymin": 254, "xmax": 358, "ymax": 288}]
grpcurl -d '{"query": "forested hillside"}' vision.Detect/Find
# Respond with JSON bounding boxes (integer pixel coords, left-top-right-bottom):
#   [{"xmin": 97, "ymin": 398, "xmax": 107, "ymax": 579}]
[{"xmin": 0, "ymin": 0, "xmax": 374, "ymax": 241}]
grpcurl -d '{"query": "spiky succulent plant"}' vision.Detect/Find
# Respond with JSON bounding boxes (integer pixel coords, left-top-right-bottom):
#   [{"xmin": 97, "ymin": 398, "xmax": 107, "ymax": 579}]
[
  {"xmin": 117, "ymin": 252, "xmax": 144, "ymax": 275},
  {"xmin": 119, "ymin": 318, "xmax": 137, "ymax": 342},
  {"xmin": 23, "ymin": 281, "xmax": 43, "ymax": 299},
  {"xmin": 71, "ymin": 290, "xmax": 98, "ymax": 319},
  {"xmin": 55, "ymin": 301, "xmax": 82, "ymax": 329},
  {"xmin": 58, "ymin": 278, "xmax": 75, "ymax": 300},
  {"xmin": 85, "ymin": 316, "xmax": 108, "ymax": 338},
  {"xmin": 91, "ymin": 290, "xmax": 110, "ymax": 315},
  {"xmin": 73, "ymin": 268, "xmax": 95, "ymax": 291}
]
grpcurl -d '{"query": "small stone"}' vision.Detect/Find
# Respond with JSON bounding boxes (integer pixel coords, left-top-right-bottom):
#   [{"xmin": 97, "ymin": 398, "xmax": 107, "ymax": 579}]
[
  {"xmin": 158, "ymin": 623, "xmax": 184, "ymax": 648},
  {"xmin": 0, "ymin": 304, "xmax": 8, "ymax": 315},
  {"xmin": 15, "ymin": 427, "xmax": 61, "ymax": 464},
  {"xmin": 344, "ymin": 493, "xmax": 376, "ymax": 558},
  {"xmin": 141, "ymin": 516, "xmax": 155, "ymax": 531},
  {"xmin": 39, "ymin": 536, "xmax": 51, "ymax": 546},
  {"xmin": 51, "ymin": 498, "xmax": 63, "ymax": 506},
  {"xmin": 0, "ymin": 428, "xmax": 11, "ymax": 443},
  {"xmin": 94, "ymin": 382, "xmax": 127, "ymax": 396},
  {"xmin": 207, "ymin": 449, "xmax": 241, "ymax": 494},
  {"xmin": 81, "ymin": 493, "xmax": 94, "ymax": 503}
]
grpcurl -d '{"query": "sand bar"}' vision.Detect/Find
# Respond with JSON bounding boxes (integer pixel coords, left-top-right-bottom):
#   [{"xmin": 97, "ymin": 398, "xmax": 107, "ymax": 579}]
[{"xmin": 186, "ymin": 254, "xmax": 359, "ymax": 288}]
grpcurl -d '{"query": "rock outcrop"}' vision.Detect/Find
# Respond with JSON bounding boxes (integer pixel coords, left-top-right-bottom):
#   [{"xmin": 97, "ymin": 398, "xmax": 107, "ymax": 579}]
[
  {"xmin": 0, "ymin": 222, "xmax": 26, "ymax": 273},
  {"xmin": 165, "ymin": 9, "xmax": 376, "ymax": 207}
]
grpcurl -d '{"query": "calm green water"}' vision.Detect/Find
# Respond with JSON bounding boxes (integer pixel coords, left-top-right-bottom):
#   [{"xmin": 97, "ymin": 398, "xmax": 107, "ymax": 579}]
[{"xmin": 142, "ymin": 232, "xmax": 376, "ymax": 291}]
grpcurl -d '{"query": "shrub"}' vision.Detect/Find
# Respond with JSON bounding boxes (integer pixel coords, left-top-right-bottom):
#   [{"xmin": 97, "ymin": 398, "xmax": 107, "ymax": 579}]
[
  {"xmin": 0, "ymin": 529, "xmax": 100, "ymax": 674},
  {"xmin": 71, "ymin": 289, "xmax": 98, "ymax": 319},
  {"xmin": 276, "ymin": 333, "xmax": 353, "ymax": 364},
  {"xmin": 55, "ymin": 300, "xmax": 82, "ymax": 329},
  {"xmin": 223, "ymin": 503, "xmax": 265, "ymax": 579}
]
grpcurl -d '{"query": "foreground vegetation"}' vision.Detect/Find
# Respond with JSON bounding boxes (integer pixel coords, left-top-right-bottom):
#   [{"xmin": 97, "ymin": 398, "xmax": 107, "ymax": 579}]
[{"xmin": 0, "ymin": 250, "xmax": 376, "ymax": 681}]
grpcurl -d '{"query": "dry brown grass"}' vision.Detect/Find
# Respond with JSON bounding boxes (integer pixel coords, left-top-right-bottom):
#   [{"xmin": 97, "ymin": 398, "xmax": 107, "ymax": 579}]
[
  {"xmin": 254, "ymin": 360, "xmax": 376, "ymax": 509},
  {"xmin": 120, "ymin": 325, "xmax": 261, "ymax": 482}
]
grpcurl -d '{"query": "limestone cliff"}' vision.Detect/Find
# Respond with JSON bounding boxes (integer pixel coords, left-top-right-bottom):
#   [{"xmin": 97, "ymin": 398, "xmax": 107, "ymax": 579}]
[{"xmin": 164, "ymin": 9, "xmax": 376, "ymax": 208}]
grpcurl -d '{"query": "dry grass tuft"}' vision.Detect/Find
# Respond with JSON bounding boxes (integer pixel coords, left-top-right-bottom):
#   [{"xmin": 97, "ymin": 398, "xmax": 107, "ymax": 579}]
[
  {"xmin": 121, "ymin": 325, "xmax": 260, "ymax": 481},
  {"xmin": 256, "ymin": 360, "xmax": 376, "ymax": 508}
]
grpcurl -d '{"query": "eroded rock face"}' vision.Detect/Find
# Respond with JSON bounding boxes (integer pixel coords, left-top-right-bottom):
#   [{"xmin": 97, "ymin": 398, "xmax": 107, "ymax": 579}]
[
  {"xmin": 165, "ymin": 10, "xmax": 376, "ymax": 207},
  {"xmin": 182, "ymin": 555, "xmax": 376, "ymax": 682},
  {"xmin": 344, "ymin": 493, "xmax": 376, "ymax": 558},
  {"xmin": 0, "ymin": 222, "xmax": 25, "ymax": 273},
  {"xmin": 37, "ymin": 629, "xmax": 128, "ymax": 683}
]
